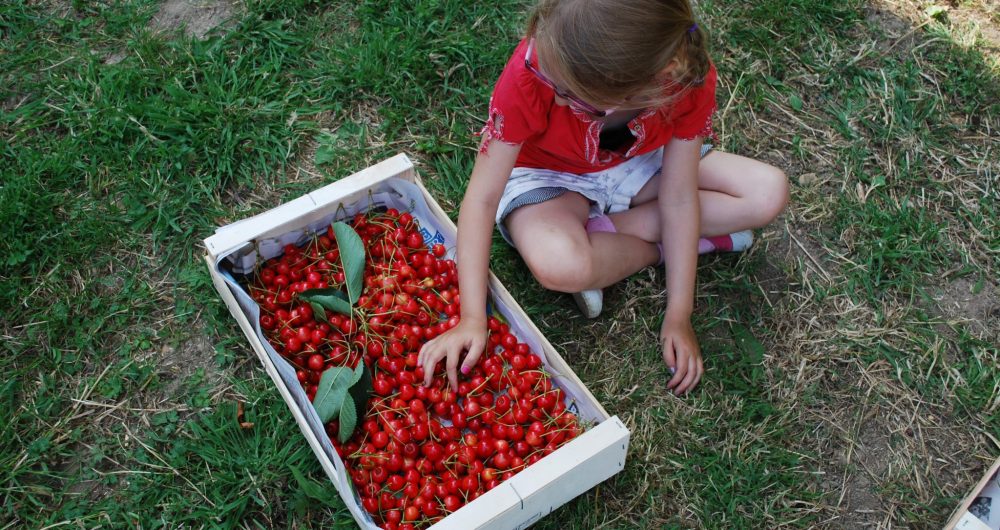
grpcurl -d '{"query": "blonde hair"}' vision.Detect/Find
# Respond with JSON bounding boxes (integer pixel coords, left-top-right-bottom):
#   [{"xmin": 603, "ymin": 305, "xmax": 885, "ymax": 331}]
[{"xmin": 526, "ymin": 0, "xmax": 710, "ymax": 110}]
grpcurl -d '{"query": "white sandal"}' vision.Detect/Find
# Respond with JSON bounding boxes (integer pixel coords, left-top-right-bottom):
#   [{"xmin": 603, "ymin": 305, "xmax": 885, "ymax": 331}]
[{"xmin": 572, "ymin": 289, "xmax": 603, "ymax": 319}]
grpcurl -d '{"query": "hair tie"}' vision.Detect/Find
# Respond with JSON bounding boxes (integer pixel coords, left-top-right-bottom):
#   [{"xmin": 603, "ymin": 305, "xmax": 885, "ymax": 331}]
[{"xmin": 688, "ymin": 23, "xmax": 698, "ymax": 33}]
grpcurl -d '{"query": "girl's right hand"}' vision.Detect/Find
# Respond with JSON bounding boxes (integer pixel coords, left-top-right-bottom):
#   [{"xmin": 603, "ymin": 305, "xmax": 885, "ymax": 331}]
[
  {"xmin": 660, "ymin": 311, "xmax": 703, "ymax": 395},
  {"xmin": 417, "ymin": 317, "xmax": 488, "ymax": 392}
]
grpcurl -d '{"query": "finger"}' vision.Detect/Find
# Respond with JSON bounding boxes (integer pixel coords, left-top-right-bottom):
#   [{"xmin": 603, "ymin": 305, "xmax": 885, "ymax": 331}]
[
  {"xmin": 446, "ymin": 349, "xmax": 460, "ymax": 392},
  {"xmin": 422, "ymin": 347, "xmax": 442, "ymax": 387},
  {"xmin": 417, "ymin": 342, "xmax": 427, "ymax": 367},
  {"xmin": 661, "ymin": 337, "xmax": 677, "ymax": 375},
  {"xmin": 675, "ymin": 355, "xmax": 698, "ymax": 395},
  {"xmin": 460, "ymin": 336, "xmax": 486, "ymax": 375},
  {"xmin": 666, "ymin": 344, "xmax": 687, "ymax": 390},
  {"xmin": 417, "ymin": 336, "xmax": 437, "ymax": 367}
]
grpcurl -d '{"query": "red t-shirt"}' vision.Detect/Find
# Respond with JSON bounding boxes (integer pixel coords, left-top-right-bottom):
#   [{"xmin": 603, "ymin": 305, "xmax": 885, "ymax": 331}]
[{"xmin": 479, "ymin": 39, "xmax": 717, "ymax": 174}]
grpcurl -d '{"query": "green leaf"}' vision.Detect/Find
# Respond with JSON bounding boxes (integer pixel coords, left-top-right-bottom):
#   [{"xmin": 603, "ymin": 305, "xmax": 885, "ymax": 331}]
[
  {"xmin": 331, "ymin": 222, "xmax": 365, "ymax": 304},
  {"xmin": 314, "ymin": 133, "xmax": 338, "ymax": 166},
  {"xmin": 308, "ymin": 301, "xmax": 328, "ymax": 323},
  {"xmin": 312, "ymin": 367, "xmax": 354, "ymax": 422},
  {"xmin": 731, "ymin": 324, "xmax": 766, "ymax": 385},
  {"xmin": 289, "ymin": 465, "xmax": 328, "ymax": 501},
  {"xmin": 347, "ymin": 364, "xmax": 372, "ymax": 429},
  {"xmin": 789, "ymin": 94, "xmax": 803, "ymax": 112},
  {"xmin": 338, "ymin": 393, "xmax": 357, "ymax": 444},
  {"xmin": 350, "ymin": 361, "xmax": 365, "ymax": 385},
  {"xmin": 300, "ymin": 288, "xmax": 352, "ymax": 317}
]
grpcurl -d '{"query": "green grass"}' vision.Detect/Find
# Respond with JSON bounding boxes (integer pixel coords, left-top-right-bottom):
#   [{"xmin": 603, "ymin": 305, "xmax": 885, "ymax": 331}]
[{"xmin": 2, "ymin": 0, "xmax": 998, "ymax": 527}]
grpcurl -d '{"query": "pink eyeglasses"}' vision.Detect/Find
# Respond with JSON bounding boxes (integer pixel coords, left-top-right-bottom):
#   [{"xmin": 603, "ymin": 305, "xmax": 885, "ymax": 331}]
[{"xmin": 524, "ymin": 39, "xmax": 610, "ymax": 118}]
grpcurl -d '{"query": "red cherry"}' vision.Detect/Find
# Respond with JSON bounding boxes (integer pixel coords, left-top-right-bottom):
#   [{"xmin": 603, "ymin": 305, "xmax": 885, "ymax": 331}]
[
  {"xmin": 307, "ymin": 354, "xmax": 324, "ymax": 371},
  {"xmin": 406, "ymin": 233, "xmax": 423, "ymax": 248},
  {"xmin": 443, "ymin": 494, "xmax": 461, "ymax": 512}
]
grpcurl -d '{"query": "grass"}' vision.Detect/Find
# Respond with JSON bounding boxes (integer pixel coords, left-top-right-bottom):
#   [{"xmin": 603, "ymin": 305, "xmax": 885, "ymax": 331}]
[{"xmin": 1, "ymin": 0, "xmax": 997, "ymax": 528}]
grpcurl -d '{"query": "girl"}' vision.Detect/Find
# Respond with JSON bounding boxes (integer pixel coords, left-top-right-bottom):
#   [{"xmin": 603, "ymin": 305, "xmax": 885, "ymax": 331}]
[{"xmin": 418, "ymin": 0, "xmax": 788, "ymax": 395}]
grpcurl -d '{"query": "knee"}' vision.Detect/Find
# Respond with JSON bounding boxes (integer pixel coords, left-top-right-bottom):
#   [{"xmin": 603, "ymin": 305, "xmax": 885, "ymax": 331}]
[
  {"xmin": 525, "ymin": 241, "xmax": 594, "ymax": 293},
  {"xmin": 751, "ymin": 165, "xmax": 789, "ymax": 226}
]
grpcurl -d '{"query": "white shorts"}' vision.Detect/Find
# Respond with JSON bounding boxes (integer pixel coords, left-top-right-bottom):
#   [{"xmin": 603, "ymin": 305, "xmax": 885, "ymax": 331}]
[{"xmin": 496, "ymin": 145, "xmax": 713, "ymax": 245}]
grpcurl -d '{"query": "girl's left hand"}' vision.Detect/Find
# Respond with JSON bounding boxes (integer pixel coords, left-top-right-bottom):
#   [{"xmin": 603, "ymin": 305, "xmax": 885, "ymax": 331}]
[{"xmin": 660, "ymin": 313, "xmax": 703, "ymax": 395}]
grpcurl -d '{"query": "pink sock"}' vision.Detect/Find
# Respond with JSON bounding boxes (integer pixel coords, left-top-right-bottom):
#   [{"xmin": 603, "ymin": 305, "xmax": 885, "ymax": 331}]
[
  {"xmin": 698, "ymin": 236, "xmax": 733, "ymax": 254},
  {"xmin": 698, "ymin": 232, "xmax": 753, "ymax": 254}
]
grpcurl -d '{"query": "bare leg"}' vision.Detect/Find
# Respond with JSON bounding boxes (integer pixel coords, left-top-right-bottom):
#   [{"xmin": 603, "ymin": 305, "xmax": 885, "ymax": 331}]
[
  {"xmin": 608, "ymin": 151, "xmax": 789, "ymax": 243},
  {"xmin": 506, "ymin": 192, "xmax": 659, "ymax": 292}
]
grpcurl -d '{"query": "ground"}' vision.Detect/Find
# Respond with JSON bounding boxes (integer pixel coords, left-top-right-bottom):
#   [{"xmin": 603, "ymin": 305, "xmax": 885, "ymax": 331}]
[{"xmin": 1, "ymin": 0, "xmax": 997, "ymax": 528}]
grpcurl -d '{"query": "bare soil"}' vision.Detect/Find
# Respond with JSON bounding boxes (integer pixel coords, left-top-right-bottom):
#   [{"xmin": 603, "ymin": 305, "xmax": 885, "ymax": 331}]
[{"xmin": 150, "ymin": 0, "xmax": 240, "ymax": 39}]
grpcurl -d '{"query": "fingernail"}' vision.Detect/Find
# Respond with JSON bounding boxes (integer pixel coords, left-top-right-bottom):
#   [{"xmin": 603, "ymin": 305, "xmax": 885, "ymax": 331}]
[
  {"xmin": 668, "ymin": 366, "xmax": 676, "ymax": 375},
  {"xmin": 460, "ymin": 365, "xmax": 470, "ymax": 375}
]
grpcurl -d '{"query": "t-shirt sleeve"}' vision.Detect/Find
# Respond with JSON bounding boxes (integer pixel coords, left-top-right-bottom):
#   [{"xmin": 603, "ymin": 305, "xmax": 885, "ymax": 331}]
[
  {"xmin": 669, "ymin": 62, "xmax": 718, "ymax": 141},
  {"xmin": 478, "ymin": 41, "xmax": 549, "ymax": 154}
]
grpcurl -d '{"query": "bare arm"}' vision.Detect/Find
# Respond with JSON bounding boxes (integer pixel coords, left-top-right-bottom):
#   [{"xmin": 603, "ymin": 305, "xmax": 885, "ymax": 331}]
[
  {"xmin": 658, "ymin": 137, "xmax": 704, "ymax": 394},
  {"xmin": 418, "ymin": 140, "xmax": 521, "ymax": 390}
]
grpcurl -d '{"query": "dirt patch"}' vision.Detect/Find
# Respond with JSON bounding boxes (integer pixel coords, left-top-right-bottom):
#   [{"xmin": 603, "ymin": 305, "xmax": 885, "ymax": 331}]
[
  {"xmin": 930, "ymin": 276, "xmax": 1000, "ymax": 340},
  {"xmin": 807, "ymin": 381, "xmax": 987, "ymax": 528},
  {"xmin": 149, "ymin": 0, "xmax": 240, "ymax": 39},
  {"xmin": 103, "ymin": 0, "xmax": 241, "ymax": 64},
  {"xmin": 865, "ymin": 4, "xmax": 918, "ymax": 53},
  {"xmin": 948, "ymin": 3, "xmax": 1000, "ymax": 52},
  {"xmin": 877, "ymin": 0, "xmax": 1000, "ymax": 52},
  {"xmin": 148, "ymin": 335, "xmax": 224, "ymax": 403},
  {"xmin": 838, "ymin": 420, "xmax": 892, "ymax": 528}
]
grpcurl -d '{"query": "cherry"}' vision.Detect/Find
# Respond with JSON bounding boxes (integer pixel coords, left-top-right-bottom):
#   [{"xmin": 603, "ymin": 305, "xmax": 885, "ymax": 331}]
[
  {"xmin": 443, "ymin": 494, "xmax": 461, "ymax": 512},
  {"xmin": 305, "ymin": 354, "xmax": 324, "ymax": 371}
]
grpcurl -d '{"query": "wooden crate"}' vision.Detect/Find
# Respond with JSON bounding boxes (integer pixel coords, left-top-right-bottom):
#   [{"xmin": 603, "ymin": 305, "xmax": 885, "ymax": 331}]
[{"xmin": 203, "ymin": 153, "xmax": 630, "ymax": 529}]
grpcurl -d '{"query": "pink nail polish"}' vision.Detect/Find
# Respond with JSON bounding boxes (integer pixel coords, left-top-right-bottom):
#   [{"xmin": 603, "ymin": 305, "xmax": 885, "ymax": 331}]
[{"xmin": 460, "ymin": 365, "xmax": 470, "ymax": 375}]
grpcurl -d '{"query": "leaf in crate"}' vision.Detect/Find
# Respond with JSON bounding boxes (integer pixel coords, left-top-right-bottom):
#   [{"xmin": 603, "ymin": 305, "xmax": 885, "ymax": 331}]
[
  {"xmin": 308, "ymin": 301, "xmax": 328, "ymax": 323},
  {"xmin": 300, "ymin": 288, "xmax": 352, "ymax": 317},
  {"xmin": 347, "ymin": 363, "xmax": 372, "ymax": 431},
  {"xmin": 331, "ymin": 222, "xmax": 365, "ymax": 304},
  {"xmin": 338, "ymin": 393, "xmax": 357, "ymax": 444},
  {"xmin": 350, "ymin": 360, "xmax": 366, "ymax": 385},
  {"xmin": 313, "ymin": 366, "xmax": 354, "ymax": 423}
]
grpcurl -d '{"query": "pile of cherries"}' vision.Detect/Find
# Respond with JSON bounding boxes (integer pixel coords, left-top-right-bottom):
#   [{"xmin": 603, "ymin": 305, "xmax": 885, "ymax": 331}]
[{"xmin": 247, "ymin": 207, "xmax": 582, "ymax": 529}]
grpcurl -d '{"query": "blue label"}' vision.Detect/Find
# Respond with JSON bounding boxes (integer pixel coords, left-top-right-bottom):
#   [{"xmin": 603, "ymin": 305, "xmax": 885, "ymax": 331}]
[{"xmin": 418, "ymin": 227, "xmax": 446, "ymax": 247}]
